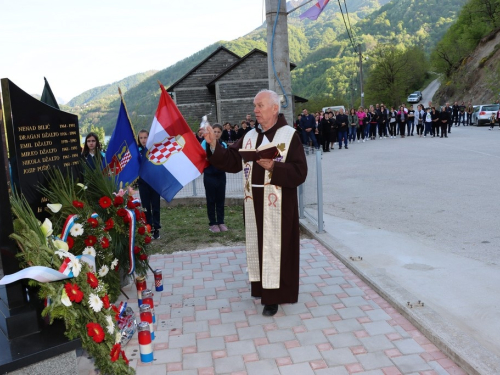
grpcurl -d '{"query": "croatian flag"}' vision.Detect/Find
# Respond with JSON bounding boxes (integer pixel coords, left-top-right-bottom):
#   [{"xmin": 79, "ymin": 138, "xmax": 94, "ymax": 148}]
[
  {"xmin": 299, "ymin": 0, "xmax": 330, "ymax": 20},
  {"xmin": 139, "ymin": 84, "xmax": 208, "ymax": 202}
]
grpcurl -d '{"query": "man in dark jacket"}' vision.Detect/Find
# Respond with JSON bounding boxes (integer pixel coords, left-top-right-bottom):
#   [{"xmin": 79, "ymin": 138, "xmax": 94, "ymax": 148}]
[
  {"xmin": 439, "ymin": 106, "xmax": 449, "ymax": 138},
  {"xmin": 336, "ymin": 108, "xmax": 349, "ymax": 149},
  {"xmin": 319, "ymin": 112, "xmax": 332, "ymax": 152},
  {"xmin": 299, "ymin": 109, "xmax": 319, "ymax": 149}
]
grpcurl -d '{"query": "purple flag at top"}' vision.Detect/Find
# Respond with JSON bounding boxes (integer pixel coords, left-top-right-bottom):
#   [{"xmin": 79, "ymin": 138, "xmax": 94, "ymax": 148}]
[{"xmin": 299, "ymin": 0, "xmax": 330, "ymax": 21}]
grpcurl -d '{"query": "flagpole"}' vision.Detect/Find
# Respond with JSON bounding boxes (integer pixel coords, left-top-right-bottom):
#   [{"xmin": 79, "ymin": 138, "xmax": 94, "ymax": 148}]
[{"xmin": 287, "ymin": 0, "xmax": 315, "ymax": 14}]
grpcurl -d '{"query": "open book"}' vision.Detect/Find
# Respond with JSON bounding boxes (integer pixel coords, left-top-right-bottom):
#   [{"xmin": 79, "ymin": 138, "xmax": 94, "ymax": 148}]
[{"xmin": 239, "ymin": 143, "xmax": 279, "ymax": 162}]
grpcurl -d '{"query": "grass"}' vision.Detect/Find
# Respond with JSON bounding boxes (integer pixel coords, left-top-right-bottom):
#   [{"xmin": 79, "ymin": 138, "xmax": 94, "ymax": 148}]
[{"xmin": 147, "ymin": 204, "xmax": 245, "ymax": 255}]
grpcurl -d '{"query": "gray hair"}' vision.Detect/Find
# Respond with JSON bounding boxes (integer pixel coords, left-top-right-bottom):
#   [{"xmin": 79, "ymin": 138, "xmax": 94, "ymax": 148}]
[{"xmin": 257, "ymin": 89, "xmax": 280, "ymax": 108}]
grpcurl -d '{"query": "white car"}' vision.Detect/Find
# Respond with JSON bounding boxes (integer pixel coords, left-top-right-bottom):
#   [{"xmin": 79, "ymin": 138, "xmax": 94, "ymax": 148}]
[
  {"xmin": 407, "ymin": 94, "xmax": 419, "ymax": 104},
  {"xmin": 471, "ymin": 104, "xmax": 499, "ymax": 126}
]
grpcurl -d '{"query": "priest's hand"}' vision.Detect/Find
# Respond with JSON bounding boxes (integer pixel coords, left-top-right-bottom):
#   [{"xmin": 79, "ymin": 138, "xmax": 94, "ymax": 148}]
[
  {"xmin": 203, "ymin": 125, "xmax": 217, "ymax": 149},
  {"xmin": 257, "ymin": 158, "xmax": 274, "ymax": 171}
]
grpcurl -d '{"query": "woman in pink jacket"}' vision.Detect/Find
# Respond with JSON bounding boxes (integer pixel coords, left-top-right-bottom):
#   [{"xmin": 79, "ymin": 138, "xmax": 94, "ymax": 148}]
[{"xmin": 356, "ymin": 107, "xmax": 366, "ymax": 143}]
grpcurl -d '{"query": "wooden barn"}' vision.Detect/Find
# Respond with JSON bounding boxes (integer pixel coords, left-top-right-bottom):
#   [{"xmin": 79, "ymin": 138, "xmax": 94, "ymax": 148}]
[{"xmin": 167, "ymin": 47, "xmax": 307, "ymax": 127}]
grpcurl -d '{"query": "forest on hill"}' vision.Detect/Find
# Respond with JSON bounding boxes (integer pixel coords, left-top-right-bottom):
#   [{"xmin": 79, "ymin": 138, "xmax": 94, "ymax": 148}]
[{"xmin": 67, "ymin": 0, "xmax": 467, "ymax": 135}]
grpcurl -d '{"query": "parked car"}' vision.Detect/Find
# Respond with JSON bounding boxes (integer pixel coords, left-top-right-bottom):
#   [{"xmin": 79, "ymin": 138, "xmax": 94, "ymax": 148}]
[
  {"xmin": 471, "ymin": 104, "xmax": 500, "ymax": 126},
  {"xmin": 413, "ymin": 91, "xmax": 423, "ymax": 101},
  {"xmin": 407, "ymin": 93, "xmax": 420, "ymax": 103}
]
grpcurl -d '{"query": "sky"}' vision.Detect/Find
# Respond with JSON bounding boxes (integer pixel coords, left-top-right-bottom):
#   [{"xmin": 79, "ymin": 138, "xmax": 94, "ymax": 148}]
[{"xmin": 0, "ymin": 0, "xmax": 265, "ymax": 103}]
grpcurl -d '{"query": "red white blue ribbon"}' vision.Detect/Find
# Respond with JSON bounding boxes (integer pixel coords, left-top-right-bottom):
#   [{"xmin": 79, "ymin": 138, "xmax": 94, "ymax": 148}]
[
  {"xmin": 125, "ymin": 208, "xmax": 136, "ymax": 275},
  {"xmin": 61, "ymin": 214, "xmax": 78, "ymax": 241}
]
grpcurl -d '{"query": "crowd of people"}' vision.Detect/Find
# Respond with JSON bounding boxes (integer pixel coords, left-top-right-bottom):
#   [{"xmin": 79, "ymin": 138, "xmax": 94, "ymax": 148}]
[{"xmin": 294, "ymin": 101, "xmax": 485, "ymax": 152}]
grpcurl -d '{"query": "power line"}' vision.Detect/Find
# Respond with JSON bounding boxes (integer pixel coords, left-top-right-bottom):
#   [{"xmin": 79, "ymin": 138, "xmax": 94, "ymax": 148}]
[
  {"xmin": 337, "ymin": 0, "xmax": 356, "ymax": 53},
  {"xmin": 343, "ymin": 0, "xmax": 356, "ymax": 42}
]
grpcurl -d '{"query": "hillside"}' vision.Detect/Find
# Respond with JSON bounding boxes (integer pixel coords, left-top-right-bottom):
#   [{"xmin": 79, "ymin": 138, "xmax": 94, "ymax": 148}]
[{"xmin": 70, "ymin": 0, "xmax": 466, "ymax": 135}]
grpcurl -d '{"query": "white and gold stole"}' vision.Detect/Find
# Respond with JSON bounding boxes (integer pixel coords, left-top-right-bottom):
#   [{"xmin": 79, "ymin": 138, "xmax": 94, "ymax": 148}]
[{"xmin": 242, "ymin": 125, "xmax": 296, "ymax": 289}]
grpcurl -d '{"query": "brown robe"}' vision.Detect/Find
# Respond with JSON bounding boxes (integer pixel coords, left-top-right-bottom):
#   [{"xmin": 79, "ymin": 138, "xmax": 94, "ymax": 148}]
[{"xmin": 208, "ymin": 115, "xmax": 307, "ymax": 304}]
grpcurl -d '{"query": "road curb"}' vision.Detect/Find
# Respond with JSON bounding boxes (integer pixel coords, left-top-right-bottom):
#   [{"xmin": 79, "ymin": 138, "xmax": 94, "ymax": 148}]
[{"xmin": 300, "ymin": 218, "xmax": 500, "ymax": 375}]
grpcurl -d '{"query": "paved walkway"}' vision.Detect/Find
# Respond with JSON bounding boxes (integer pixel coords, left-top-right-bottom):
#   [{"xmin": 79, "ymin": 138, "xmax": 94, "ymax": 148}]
[{"xmin": 78, "ymin": 240, "xmax": 465, "ymax": 375}]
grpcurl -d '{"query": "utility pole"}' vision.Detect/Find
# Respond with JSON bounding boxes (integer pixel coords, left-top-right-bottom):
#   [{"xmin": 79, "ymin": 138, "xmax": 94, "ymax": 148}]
[
  {"xmin": 265, "ymin": 0, "xmax": 294, "ymax": 125},
  {"xmin": 357, "ymin": 43, "xmax": 365, "ymax": 108}
]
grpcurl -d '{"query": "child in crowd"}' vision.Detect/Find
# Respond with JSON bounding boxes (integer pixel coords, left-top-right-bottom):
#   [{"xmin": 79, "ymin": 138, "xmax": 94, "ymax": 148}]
[
  {"xmin": 489, "ymin": 113, "xmax": 497, "ymax": 130},
  {"xmin": 82, "ymin": 132, "xmax": 105, "ymax": 169}
]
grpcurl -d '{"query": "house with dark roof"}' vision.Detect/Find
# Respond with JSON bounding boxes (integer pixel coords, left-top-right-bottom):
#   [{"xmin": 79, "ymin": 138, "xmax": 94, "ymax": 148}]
[{"xmin": 167, "ymin": 47, "xmax": 307, "ymax": 127}]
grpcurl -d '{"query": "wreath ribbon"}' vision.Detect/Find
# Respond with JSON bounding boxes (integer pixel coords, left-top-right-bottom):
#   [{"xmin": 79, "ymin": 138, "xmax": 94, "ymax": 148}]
[{"xmin": 124, "ymin": 208, "xmax": 136, "ymax": 275}]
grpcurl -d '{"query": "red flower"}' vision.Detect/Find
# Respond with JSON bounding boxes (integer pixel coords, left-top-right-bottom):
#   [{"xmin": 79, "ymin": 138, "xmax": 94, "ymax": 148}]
[
  {"xmin": 101, "ymin": 295, "xmax": 110, "ymax": 309},
  {"xmin": 117, "ymin": 208, "xmax": 127, "ymax": 217},
  {"xmin": 111, "ymin": 305, "xmax": 120, "ymax": 320},
  {"xmin": 64, "ymin": 283, "xmax": 84, "ymax": 303},
  {"xmin": 121, "ymin": 350, "xmax": 129, "ymax": 365},
  {"xmin": 113, "ymin": 196, "xmax": 124, "ymax": 207},
  {"xmin": 123, "ymin": 215, "xmax": 130, "ymax": 224},
  {"xmin": 134, "ymin": 208, "xmax": 141, "ymax": 219},
  {"xmin": 84, "ymin": 235, "xmax": 97, "ymax": 247},
  {"xmin": 99, "ymin": 196, "xmax": 112, "ymax": 209},
  {"xmin": 138, "ymin": 226, "xmax": 146, "ymax": 235},
  {"xmin": 87, "ymin": 217, "xmax": 99, "ymax": 228},
  {"xmin": 72, "ymin": 200, "xmax": 84, "ymax": 209},
  {"xmin": 127, "ymin": 200, "xmax": 136, "ymax": 209},
  {"xmin": 114, "ymin": 261, "xmax": 119, "ymax": 272},
  {"xmin": 110, "ymin": 343, "xmax": 121, "ymax": 362},
  {"xmin": 104, "ymin": 218, "xmax": 114, "ymax": 231},
  {"xmin": 145, "ymin": 224, "xmax": 151, "ymax": 233},
  {"xmin": 86, "ymin": 322, "xmax": 105, "ymax": 343},
  {"xmin": 144, "ymin": 236, "xmax": 152, "ymax": 244},
  {"xmin": 86, "ymin": 272, "xmax": 99, "ymax": 289},
  {"xmin": 139, "ymin": 253, "xmax": 148, "ymax": 261},
  {"xmin": 100, "ymin": 237, "xmax": 110, "ymax": 249},
  {"xmin": 134, "ymin": 246, "xmax": 141, "ymax": 254},
  {"xmin": 67, "ymin": 236, "xmax": 74, "ymax": 249}
]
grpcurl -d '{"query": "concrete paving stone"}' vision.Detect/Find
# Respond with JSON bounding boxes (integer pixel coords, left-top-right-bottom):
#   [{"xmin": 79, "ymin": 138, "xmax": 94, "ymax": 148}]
[
  {"xmin": 226, "ymin": 340, "xmax": 256, "ymax": 356},
  {"xmin": 301, "ymin": 276, "xmax": 324, "ymax": 284},
  {"xmin": 158, "ymin": 317, "xmax": 183, "ymax": 330},
  {"xmin": 332, "ymin": 318, "xmax": 363, "ymax": 333},
  {"xmin": 230, "ymin": 300, "xmax": 256, "ymax": 311},
  {"xmin": 194, "ymin": 287, "xmax": 217, "ymax": 297},
  {"xmin": 279, "ymin": 362, "xmax": 316, "ymax": 375},
  {"xmin": 182, "ymin": 297, "xmax": 206, "ymax": 307},
  {"xmin": 281, "ymin": 303, "xmax": 310, "ymax": 315},
  {"xmin": 344, "ymin": 287, "xmax": 365, "ymax": 297},
  {"xmin": 391, "ymin": 354, "xmax": 433, "ymax": 372},
  {"xmin": 221, "ymin": 265, "xmax": 241, "ymax": 272},
  {"xmin": 201, "ymin": 264, "xmax": 220, "ymax": 271},
  {"xmin": 362, "ymin": 321, "xmax": 396, "ymax": 336},
  {"xmin": 324, "ymin": 277, "xmax": 347, "ymax": 286},
  {"xmin": 183, "ymin": 278, "xmax": 204, "ymax": 287},
  {"xmin": 304, "ymin": 317, "xmax": 333, "ymax": 331},
  {"xmin": 296, "ymin": 330, "xmax": 328, "ymax": 346},
  {"xmin": 211, "ymin": 272, "xmax": 233, "ymax": 280},
  {"xmin": 238, "ymin": 325, "xmax": 266, "ymax": 339},
  {"xmin": 195, "ymin": 308, "xmax": 220, "ymax": 321},
  {"xmin": 192, "ymin": 271, "xmax": 213, "ymax": 279},
  {"xmin": 221, "ymin": 311, "xmax": 247, "ymax": 323},
  {"xmin": 210, "ymin": 322, "xmax": 237, "ymax": 337},
  {"xmin": 355, "ymin": 371, "xmax": 384, "ymax": 375},
  {"xmin": 288, "ymin": 345, "xmax": 323, "ymax": 363},
  {"xmin": 339, "ymin": 296, "xmax": 367, "ymax": 307},
  {"xmin": 204, "ymin": 279, "xmax": 227, "ymax": 288},
  {"xmin": 169, "ymin": 333, "xmax": 196, "ymax": 348},
  {"xmin": 246, "ymin": 359, "xmax": 280, "ymax": 375},
  {"xmin": 216, "ymin": 289, "xmax": 240, "ymax": 298},
  {"xmin": 356, "ymin": 352, "xmax": 393, "ymax": 370},
  {"xmin": 197, "ymin": 337, "xmax": 226, "ymax": 352},
  {"xmin": 393, "ymin": 325, "xmax": 412, "ymax": 338},
  {"xmin": 314, "ymin": 367, "xmax": 349, "ymax": 375},
  {"xmin": 134, "ymin": 364, "xmax": 169, "ymax": 375},
  {"xmin": 309, "ymin": 305, "xmax": 336, "ymax": 317},
  {"xmin": 300, "ymin": 284, "xmax": 320, "ymax": 293},
  {"xmin": 327, "ymin": 333, "xmax": 361, "ymax": 348},
  {"xmin": 153, "ymin": 348, "xmax": 183, "ymax": 363},
  {"xmin": 337, "ymin": 307, "xmax": 366, "ymax": 320},
  {"xmin": 365, "ymin": 309, "xmax": 391, "ymax": 321},
  {"xmin": 172, "ymin": 286, "xmax": 194, "ymax": 295},
  {"xmin": 171, "ymin": 306, "xmax": 195, "ymax": 318},
  {"xmin": 392, "ymin": 338, "xmax": 425, "ymax": 354},
  {"xmin": 257, "ymin": 343, "xmax": 289, "ymax": 359},
  {"xmin": 321, "ymin": 348, "xmax": 358, "ymax": 366},
  {"xmin": 310, "ymin": 261, "xmax": 331, "ymax": 268},
  {"xmin": 275, "ymin": 315, "xmax": 304, "ymax": 329},
  {"xmin": 153, "ymin": 329, "xmax": 169, "ymax": 343},
  {"xmin": 206, "ymin": 298, "xmax": 230, "ymax": 309},
  {"xmin": 234, "ymin": 273, "xmax": 248, "ymax": 281},
  {"xmin": 248, "ymin": 313, "xmax": 275, "ymax": 326},
  {"xmin": 305, "ymin": 267, "xmax": 327, "ymax": 276},
  {"xmin": 211, "ymin": 257, "xmax": 230, "ymax": 264},
  {"xmin": 298, "ymin": 293, "xmax": 315, "ymax": 303},
  {"xmin": 266, "ymin": 329, "xmax": 296, "ymax": 343},
  {"xmin": 214, "ymin": 355, "xmax": 245, "ymax": 373},
  {"xmin": 161, "ymin": 295, "xmax": 183, "ymax": 305},
  {"xmin": 183, "ymin": 320, "xmax": 209, "ymax": 334},
  {"xmin": 182, "ymin": 352, "xmax": 213, "ymax": 369},
  {"xmin": 319, "ymin": 285, "xmax": 344, "ymax": 295},
  {"xmin": 359, "ymin": 335, "xmax": 395, "ymax": 352},
  {"xmin": 154, "ymin": 304, "xmax": 171, "ymax": 314},
  {"xmin": 428, "ymin": 360, "xmax": 451, "ymax": 375},
  {"xmin": 314, "ymin": 295, "xmax": 340, "ymax": 305}
]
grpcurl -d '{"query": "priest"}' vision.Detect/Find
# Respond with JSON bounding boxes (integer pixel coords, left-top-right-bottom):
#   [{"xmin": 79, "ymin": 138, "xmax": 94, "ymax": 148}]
[{"xmin": 203, "ymin": 89, "xmax": 307, "ymax": 316}]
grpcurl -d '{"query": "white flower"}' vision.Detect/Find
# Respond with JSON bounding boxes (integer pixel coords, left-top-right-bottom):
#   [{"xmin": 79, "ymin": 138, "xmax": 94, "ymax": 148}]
[
  {"xmin": 61, "ymin": 289, "xmax": 72, "ymax": 307},
  {"xmin": 110, "ymin": 258, "xmax": 119, "ymax": 270},
  {"xmin": 55, "ymin": 250, "xmax": 74, "ymax": 260},
  {"xmin": 40, "ymin": 218, "xmax": 53, "ymax": 237},
  {"xmin": 105, "ymin": 315, "xmax": 115, "ymax": 335},
  {"xmin": 115, "ymin": 332, "xmax": 122, "ymax": 344},
  {"xmin": 69, "ymin": 223, "xmax": 84, "ymax": 237},
  {"xmin": 53, "ymin": 239, "xmax": 69, "ymax": 252},
  {"xmin": 98, "ymin": 265, "xmax": 109, "ymax": 277},
  {"xmin": 47, "ymin": 203, "xmax": 62, "ymax": 213},
  {"xmin": 69, "ymin": 258, "xmax": 82, "ymax": 277},
  {"xmin": 83, "ymin": 246, "xmax": 96, "ymax": 257},
  {"xmin": 77, "ymin": 183, "xmax": 87, "ymax": 190},
  {"xmin": 88, "ymin": 293, "xmax": 103, "ymax": 312}
]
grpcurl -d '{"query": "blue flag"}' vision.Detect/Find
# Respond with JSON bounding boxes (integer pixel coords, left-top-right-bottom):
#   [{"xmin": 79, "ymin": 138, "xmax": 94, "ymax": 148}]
[{"xmin": 105, "ymin": 99, "xmax": 140, "ymax": 187}]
